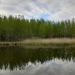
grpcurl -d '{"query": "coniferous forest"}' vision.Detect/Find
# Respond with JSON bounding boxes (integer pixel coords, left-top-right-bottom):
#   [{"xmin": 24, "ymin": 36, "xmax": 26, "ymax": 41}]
[{"xmin": 0, "ymin": 15, "xmax": 75, "ymax": 41}]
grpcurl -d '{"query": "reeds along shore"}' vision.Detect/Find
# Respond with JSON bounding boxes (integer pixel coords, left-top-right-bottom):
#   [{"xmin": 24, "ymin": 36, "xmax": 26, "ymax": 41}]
[
  {"xmin": 0, "ymin": 39, "xmax": 75, "ymax": 48},
  {"xmin": 0, "ymin": 16, "xmax": 75, "ymax": 41}
]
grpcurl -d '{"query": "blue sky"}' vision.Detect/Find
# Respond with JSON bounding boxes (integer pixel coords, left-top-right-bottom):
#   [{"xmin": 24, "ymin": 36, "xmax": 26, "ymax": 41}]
[{"xmin": 0, "ymin": 0, "xmax": 75, "ymax": 21}]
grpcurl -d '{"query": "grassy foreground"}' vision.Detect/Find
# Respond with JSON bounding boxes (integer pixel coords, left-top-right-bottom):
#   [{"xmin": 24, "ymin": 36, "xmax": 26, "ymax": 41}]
[{"xmin": 0, "ymin": 38, "xmax": 75, "ymax": 48}]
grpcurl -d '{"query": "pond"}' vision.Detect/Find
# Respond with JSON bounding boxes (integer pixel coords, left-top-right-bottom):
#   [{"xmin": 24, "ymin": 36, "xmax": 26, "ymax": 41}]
[{"xmin": 0, "ymin": 47, "xmax": 75, "ymax": 75}]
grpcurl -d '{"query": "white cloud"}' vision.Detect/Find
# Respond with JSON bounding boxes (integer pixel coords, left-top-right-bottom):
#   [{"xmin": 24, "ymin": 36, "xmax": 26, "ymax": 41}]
[{"xmin": 0, "ymin": 0, "xmax": 75, "ymax": 21}]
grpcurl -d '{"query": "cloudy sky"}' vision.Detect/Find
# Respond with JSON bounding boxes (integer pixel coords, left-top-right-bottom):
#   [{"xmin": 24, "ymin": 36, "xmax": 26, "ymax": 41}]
[{"xmin": 0, "ymin": 0, "xmax": 75, "ymax": 21}]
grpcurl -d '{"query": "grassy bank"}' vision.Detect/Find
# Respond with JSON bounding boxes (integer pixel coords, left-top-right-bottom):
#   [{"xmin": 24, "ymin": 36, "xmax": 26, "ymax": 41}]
[{"xmin": 0, "ymin": 38, "xmax": 75, "ymax": 48}]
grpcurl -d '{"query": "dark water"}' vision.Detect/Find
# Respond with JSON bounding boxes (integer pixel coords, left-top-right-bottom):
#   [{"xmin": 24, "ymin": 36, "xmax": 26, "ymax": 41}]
[{"xmin": 0, "ymin": 47, "xmax": 75, "ymax": 75}]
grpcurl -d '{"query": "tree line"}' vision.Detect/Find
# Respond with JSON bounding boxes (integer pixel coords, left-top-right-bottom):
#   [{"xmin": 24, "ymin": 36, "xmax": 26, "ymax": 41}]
[{"xmin": 0, "ymin": 15, "xmax": 75, "ymax": 41}]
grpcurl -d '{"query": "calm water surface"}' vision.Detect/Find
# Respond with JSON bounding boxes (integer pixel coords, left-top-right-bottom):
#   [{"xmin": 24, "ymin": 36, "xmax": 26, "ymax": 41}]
[{"xmin": 0, "ymin": 47, "xmax": 75, "ymax": 75}]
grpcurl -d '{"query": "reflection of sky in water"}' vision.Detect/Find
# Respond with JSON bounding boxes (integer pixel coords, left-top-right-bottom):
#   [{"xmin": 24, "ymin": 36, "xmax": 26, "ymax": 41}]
[{"xmin": 0, "ymin": 59, "xmax": 75, "ymax": 75}]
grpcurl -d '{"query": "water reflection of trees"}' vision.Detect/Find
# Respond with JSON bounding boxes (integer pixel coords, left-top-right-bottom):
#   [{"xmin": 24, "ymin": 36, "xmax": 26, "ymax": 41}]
[{"xmin": 0, "ymin": 47, "xmax": 75, "ymax": 70}]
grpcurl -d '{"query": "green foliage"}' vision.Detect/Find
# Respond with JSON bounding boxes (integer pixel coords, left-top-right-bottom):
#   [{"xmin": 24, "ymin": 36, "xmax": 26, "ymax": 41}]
[{"xmin": 0, "ymin": 16, "xmax": 75, "ymax": 41}]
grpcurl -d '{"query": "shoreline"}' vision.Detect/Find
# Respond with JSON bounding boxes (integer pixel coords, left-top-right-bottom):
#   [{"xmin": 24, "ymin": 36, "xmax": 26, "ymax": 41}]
[{"xmin": 0, "ymin": 38, "xmax": 75, "ymax": 48}]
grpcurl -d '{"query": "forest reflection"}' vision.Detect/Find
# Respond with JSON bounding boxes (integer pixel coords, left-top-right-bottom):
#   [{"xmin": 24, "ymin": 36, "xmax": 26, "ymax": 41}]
[{"xmin": 0, "ymin": 47, "xmax": 75, "ymax": 70}]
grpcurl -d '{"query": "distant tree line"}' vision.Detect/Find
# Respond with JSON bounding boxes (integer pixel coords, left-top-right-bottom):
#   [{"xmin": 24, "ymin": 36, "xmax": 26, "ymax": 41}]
[{"xmin": 0, "ymin": 15, "xmax": 75, "ymax": 41}]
